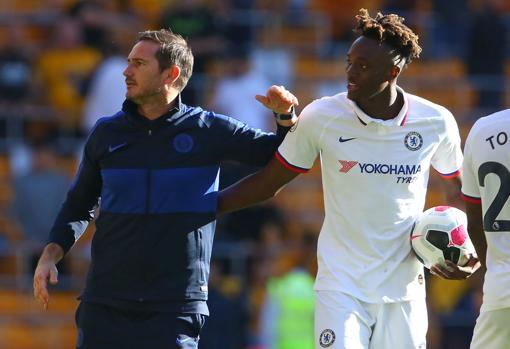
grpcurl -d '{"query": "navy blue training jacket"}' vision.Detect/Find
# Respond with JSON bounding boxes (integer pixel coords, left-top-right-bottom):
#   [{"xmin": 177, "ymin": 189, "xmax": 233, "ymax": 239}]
[{"xmin": 48, "ymin": 99, "xmax": 289, "ymax": 314}]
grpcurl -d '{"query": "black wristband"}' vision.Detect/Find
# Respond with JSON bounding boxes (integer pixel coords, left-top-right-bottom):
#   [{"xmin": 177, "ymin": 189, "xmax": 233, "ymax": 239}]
[{"xmin": 273, "ymin": 106, "xmax": 295, "ymax": 121}]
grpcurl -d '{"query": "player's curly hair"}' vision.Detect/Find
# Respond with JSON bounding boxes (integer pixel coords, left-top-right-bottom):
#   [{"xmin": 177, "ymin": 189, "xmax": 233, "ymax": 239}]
[{"xmin": 354, "ymin": 8, "xmax": 422, "ymax": 65}]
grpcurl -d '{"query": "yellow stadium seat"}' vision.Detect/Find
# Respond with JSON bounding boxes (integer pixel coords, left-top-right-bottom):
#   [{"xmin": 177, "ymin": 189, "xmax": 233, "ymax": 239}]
[{"xmin": 294, "ymin": 55, "xmax": 346, "ymax": 80}]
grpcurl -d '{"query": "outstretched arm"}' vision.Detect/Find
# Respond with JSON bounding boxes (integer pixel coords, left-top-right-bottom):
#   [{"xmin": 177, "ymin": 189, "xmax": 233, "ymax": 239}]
[
  {"xmin": 218, "ymin": 156, "xmax": 299, "ymax": 215},
  {"xmin": 218, "ymin": 85, "xmax": 299, "ymax": 166}
]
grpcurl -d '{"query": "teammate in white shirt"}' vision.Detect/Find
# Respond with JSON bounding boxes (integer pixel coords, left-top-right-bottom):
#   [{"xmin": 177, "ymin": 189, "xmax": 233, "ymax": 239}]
[
  {"xmin": 218, "ymin": 9, "xmax": 479, "ymax": 349},
  {"xmin": 461, "ymin": 110, "xmax": 510, "ymax": 349}
]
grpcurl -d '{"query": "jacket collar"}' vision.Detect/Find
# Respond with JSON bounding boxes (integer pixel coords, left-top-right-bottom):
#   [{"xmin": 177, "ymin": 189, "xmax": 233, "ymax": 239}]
[{"xmin": 122, "ymin": 94, "xmax": 184, "ymax": 126}]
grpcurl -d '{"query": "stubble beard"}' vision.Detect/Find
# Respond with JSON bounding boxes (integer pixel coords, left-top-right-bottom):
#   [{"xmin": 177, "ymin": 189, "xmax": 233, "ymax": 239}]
[{"xmin": 128, "ymin": 86, "xmax": 164, "ymax": 106}]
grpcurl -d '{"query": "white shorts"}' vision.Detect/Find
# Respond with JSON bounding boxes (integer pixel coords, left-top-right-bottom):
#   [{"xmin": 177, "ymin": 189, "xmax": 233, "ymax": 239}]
[
  {"xmin": 315, "ymin": 290, "xmax": 427, "ymax": 349},
  {"xmin": 470, "ymin": 307, "xmax": 510, "ymax": 349}
]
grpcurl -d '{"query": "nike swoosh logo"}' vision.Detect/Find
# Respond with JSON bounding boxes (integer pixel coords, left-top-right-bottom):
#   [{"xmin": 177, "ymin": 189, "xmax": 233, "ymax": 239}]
[
  {"xmin": 339, "ymin": 137, "xmax": 356, "ymax": 143},
  {"xmin": 108, "ymin": 142, "xmax": 127, "ymax": 153},
  {"xmin": 176, "ymin": 337, "xmax": 193, "ymax": 345},
  {"xmin": 411, "ymin": 234, "xmax": 423, "ymax": 240}
]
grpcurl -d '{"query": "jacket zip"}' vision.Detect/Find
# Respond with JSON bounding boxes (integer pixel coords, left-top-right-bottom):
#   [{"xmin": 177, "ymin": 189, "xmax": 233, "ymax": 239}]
[
  {"xmin": 145, "ymin": 128, "xmax": 152, "ymax": 213},
  {"xmin": 197, "ymin": 229, "xmax": 205, "ymax": 284}
]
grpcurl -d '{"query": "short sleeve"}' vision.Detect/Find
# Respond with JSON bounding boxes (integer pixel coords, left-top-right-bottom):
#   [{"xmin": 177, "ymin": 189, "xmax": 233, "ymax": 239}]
[
  {"xmin": 431, "ymin": 111, "xmax": 463, "ymax": 178},
  {"xmin": 276, "ymin": 103, "xmax": 322, "ymax": 173}
]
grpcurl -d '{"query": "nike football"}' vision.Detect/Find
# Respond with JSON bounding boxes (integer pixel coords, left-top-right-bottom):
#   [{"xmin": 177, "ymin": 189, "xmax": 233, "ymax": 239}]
[{"xmin": 410, "ymin": 206, "xmax": 476, "ymax": 269}]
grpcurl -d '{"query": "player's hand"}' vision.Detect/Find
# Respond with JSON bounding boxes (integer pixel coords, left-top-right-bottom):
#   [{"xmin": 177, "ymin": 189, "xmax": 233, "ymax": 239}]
[
  {"xmin": 256, "ymin": 85, "xmax": 299, "ymax": 115},
  {"xmin": 33, "ymin": 260, "xmax": 59, "ymax": 310},
  {"xmin": 430, "ymin": 253, "xmax": 480, "ymax": 280}
]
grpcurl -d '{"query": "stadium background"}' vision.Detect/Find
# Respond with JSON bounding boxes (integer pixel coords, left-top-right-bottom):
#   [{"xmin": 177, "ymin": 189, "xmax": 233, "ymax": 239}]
[{"xmin": 0, "ymin": 0, "xmax": 507, "ymax": 348}]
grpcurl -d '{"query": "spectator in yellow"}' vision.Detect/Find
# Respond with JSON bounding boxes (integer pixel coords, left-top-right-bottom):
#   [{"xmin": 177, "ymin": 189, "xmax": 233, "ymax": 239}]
[
  {"xmin": 259, "ymin": 233, "xmax": 316, "ymax": 349},
  {"xmin": 36, "ymin": 17, "xmax": 102, "ymax": 131}
]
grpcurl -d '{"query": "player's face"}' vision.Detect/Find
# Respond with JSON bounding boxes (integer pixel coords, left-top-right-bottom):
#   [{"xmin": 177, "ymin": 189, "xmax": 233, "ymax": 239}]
[
  {"xmin": 345, "ymin": 36, "xmax": 396, "ymax": 103},
  {"xmin": 123, "ymin": 40, "xmax": 168, "ymax": 104}
]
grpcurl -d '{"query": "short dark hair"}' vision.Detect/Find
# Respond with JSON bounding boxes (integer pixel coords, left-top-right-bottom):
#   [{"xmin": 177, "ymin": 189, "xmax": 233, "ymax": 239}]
[
  {"xmin": 354, "ymin": 8, "xmax": 422, "ymax": 65},
  {"xmin": 136, "ymin": 29, "xmax": 194, "ymax": 91}
]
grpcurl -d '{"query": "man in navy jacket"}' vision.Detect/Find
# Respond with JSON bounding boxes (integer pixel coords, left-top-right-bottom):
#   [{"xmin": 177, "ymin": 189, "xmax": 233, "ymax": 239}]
[{"xmin": 33, "ymin": 29, "xmax": 297, "ymax": 349}]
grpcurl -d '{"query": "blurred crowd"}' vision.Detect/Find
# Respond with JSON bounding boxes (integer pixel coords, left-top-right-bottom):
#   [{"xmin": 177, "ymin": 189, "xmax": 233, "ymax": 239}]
[{"xmin": 0, "ymin": 0, "xmax": 509, "ymax": 348}]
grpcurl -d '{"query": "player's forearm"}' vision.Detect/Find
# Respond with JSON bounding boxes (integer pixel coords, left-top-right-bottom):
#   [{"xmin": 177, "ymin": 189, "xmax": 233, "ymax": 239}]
[
  {"xmin": 470, "ymin": 230, "xmax": 487, "ymax": 267},
  {"xmin": 218, "ymin": 157, "xmax": 298, "ymax": 215},
  {"xmin": 38, "ymin": 243, "xmax": 65, "ymax": 265},
  {"xmin": 466, "ymin": 203, "xmax": 487, "ymax": 267},
  {"xmin": 218, "ymin": 173, "xmax": 280, "ymax": 215},
  {"xmin": 442, "ymin": 176, "xmax": 463, "ymax": 209}
]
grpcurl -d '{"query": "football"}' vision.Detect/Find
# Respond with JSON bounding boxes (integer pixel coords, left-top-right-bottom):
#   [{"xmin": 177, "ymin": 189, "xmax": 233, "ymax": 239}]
[{"xmin": 411, "ymin": 206, "xmax": 476, "ymax": 269}]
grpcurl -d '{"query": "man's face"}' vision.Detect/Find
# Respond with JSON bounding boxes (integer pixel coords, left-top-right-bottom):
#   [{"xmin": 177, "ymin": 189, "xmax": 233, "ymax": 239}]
[
  {"xmin": 123, "ymin": 40, "xmax": 167, "ymax": 103},
  {"xmin": 345, "ymin": 36, "xmax": 397, "ymax": 102}
]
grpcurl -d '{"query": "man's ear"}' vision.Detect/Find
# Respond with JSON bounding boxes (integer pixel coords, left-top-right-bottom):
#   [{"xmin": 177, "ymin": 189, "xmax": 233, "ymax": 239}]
[
  {"xmin": 389, "ymin": 65, "xmax": 401, "ymax": 79},
  {"xmin": 165, "ymin": 65, "xmax": 181, "ymax": 85}
]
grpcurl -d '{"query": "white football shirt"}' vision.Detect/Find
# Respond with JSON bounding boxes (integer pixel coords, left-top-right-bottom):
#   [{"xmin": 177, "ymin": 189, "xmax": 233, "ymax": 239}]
[
  {"xmin": 277, "ymin": 86, "xmax": 463, "ymax": 303},
  {"xmin": 461, "ymin": 109, "xmax": 510, "ymax": 312}
]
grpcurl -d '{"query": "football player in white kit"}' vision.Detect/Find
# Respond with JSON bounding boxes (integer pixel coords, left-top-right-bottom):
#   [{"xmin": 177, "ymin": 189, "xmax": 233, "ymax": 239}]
[
  {"xmin": 461, "ymin": 110, "xmax": 510, "ymax": 349},
  {"xmin": 218, "ymin": 9, "xmax": 479, "ymax": 349}
]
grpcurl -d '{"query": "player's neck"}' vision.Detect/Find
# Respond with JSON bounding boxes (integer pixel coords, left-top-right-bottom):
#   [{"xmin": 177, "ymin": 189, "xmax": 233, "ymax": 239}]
[
  {"xmin": 357, "ymin": 86, "xmax": 403, "ymax": 121},
  {"xmin": 137, "ymin": 93, "xmax": 178, "ymax": 120}
]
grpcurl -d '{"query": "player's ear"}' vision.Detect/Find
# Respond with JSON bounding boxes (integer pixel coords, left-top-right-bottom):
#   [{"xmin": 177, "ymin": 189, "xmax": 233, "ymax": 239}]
[
  {"xmin": 165, "ymin": 65, "xmax": 181, "ymax": 86},
  {"xmin": 389, "ymin": 65, "xmax": 401, "ymax": 79}
]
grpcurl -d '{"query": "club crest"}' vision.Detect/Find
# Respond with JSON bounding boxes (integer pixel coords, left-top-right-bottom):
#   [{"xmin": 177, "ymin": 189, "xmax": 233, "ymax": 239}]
[
  {"xmin": 404, "ymin": 131, "xmax": 423, "ymax": 151},
  {"xmin": 319, "ymin": 329, "xmax": 336, "ymax": 348},
  {"xmin": 173, "ymin": 133, "xmax": 194, "ymax": 153}
]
